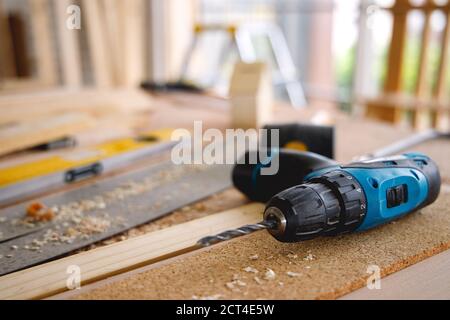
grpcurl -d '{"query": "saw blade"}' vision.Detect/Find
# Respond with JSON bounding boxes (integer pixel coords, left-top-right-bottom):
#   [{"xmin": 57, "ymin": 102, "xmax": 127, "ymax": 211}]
[{"xmin": 0, "ymin": 161, "xmax": 232, "ymax": 275}]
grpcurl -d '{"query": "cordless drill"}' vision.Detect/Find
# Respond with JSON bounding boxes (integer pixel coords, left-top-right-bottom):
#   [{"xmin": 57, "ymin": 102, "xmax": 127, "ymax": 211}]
[{"xmin": 198, "ymin": 150, "xmax": 441, "ymax": 245}]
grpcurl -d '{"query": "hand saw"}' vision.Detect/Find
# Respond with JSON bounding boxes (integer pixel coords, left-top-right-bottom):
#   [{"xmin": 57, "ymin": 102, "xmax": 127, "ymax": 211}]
[{"xmin": 0, "ymin": 160, "xmax": 233, "ymax": 275}]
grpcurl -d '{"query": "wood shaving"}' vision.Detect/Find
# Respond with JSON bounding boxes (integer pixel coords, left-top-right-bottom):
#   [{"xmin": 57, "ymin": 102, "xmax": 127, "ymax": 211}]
[
  {"xmin": 10, "ymin": 245, "xmax": 18, "ymax": 250},
  {"xmin": 192, "ymin": 294, "xmax": 222, "ymax": 300},
  {"xmin": 6, "ymin": 254, "xmax": 13, "ymax": 258},
  {"xmin": 264, "ymin": 268, "xmax": 276, "ymax": 280},
  {"xmin": 26, "ymin": 202, "xmax": 55, "ymax": 222},
  {"xmin": 243, "ymin": 266, "xmax": 258, "ymax": 274},
  {"xmin": 193, "ymin": 203, "xmax": 206, "ymax": 211},
  {"xmin": 249, "ymin": 254, "xmax": 259, "ymax": 260},
  {"xmin": 286, "ymin": 271, "xmax": 301, "ymax": 278},
  {"xmin": 254, "ymin": 276, "xmax": 263, "ymax": 285},
  {"xmin": 303, "ymin": 253, "xmax": 315, "ymax": 261},
  {"xmin": 287, "ymin": 253, "xmax": 298, "ymax": 259},
  {"xmin": 235, "ymin": 280, "xmax": 246, "ymax": 287},
  {"xmin": 8, "ymin": 165, "xmax": 206, "ymax": 253},
  {"xmin": 225, "ymin": 282, "xmax": 236, "ymax": 290}
]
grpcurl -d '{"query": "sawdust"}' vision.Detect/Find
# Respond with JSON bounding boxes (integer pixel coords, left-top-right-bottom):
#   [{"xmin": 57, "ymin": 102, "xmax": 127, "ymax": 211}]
[
  {"xmin": 264, "ymin": 269, "xmax": 276, "ymax": 280},
  {"xmin": 253, "ymin": 276, "xmax": 263, "ymax": 285},
  {"xmin": 79, "ymin": 189, "xmax": 248, "ymax": 250},
  {"xmin": 303, "ymin": 253, "xmax": 315, "ymax": 261},
  {"xmin": 3, "ymin": 164, "xmax": 214, "ymax": 255},
  {"xmin": 192, "ymin": 294, "xmax": 223, "ymax": 300},
  {"xmin": 286, "ymin": 271, "xmax": 301, "ymax": 278},
  {"xmin": 243, "ymin": 266, "xmax": 258, "ymax": 274}
]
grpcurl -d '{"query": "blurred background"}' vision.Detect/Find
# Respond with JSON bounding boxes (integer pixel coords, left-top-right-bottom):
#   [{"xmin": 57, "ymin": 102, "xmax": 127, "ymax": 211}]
[{"xmin": 0, "ymin": 0, "xmax": 449, "ymax": 130}]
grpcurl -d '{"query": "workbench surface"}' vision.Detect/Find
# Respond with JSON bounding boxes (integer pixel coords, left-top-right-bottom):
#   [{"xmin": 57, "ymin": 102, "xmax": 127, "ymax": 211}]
[{"xmin": 2, "ymin": 92, "xmax": 449, "ymax": 300}]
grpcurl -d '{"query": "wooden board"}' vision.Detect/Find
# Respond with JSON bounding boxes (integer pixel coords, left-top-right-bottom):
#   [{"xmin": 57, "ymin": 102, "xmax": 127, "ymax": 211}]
[
  {"xmin": 119, "ymin": 0, "xmax": 145, "ymax": 87},
  {"xmin": 83, "ymin": 0, "xmax": 113, "ymax": 87},
  {"xmin": 0, "ymin": 203, "xmax": 263, "ymax": 300},
  {"xmin": 0, "ymin": 88, "xmax": 153, "ymax": 125},
  {"xmin": 0, "ymin": 113, "xmax": 94, "ymax": 155},
  {"xmin": 341, "ymin": 247, "xmax": 450, "ymax": 299},
  {"xmin": 54, "ymin": 0, "xmax": 83, "ymax": 87},
  {"xmin": 29, "ymin": 0, "xmax": 58, "ymax": 86},
  {"xmin": 0, "ymin": 0, "xmax": 16, "ymax": 79}
]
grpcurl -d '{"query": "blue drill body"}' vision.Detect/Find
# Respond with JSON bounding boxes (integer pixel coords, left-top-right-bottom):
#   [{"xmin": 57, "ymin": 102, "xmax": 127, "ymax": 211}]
[{"xmin": 305, "ymin": 153, "xmax": 432, "ymax": 232}]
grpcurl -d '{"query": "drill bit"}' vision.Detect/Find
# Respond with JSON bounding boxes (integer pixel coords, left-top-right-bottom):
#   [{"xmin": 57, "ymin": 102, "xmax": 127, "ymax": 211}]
[{"xmin": 197, "ymin": 220, "xmax": 277, "ymax": 247}]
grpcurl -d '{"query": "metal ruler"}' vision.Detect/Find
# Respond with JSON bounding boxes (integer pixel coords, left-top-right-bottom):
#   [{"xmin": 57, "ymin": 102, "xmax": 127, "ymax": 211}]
[{"xmin": 0, "ymin": 161, "xmax": 233, "ymax": 275}]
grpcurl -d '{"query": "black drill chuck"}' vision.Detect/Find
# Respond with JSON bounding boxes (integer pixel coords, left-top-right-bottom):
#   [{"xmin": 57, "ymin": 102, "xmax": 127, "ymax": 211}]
[{"xmin": 264, "ymin": 170, "xmax": 367, "ymax": 242}]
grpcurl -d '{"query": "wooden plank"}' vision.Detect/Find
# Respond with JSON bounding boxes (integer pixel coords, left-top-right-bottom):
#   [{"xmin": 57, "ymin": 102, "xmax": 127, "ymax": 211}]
[
  {"xmin": 434, "ymin": 5, "xmax": 450, "ymax": 132},
  {"xmin": 100, "ymin": 0, "xmax": 146, "ymax": 87},
  {"xmin": 120, "ymin": 0, "xmax": 145, "ymax": 87},
  {"xmin": 365, "ymin": 100, "xmax": 404, "ymax": 124},
  {"xmin": 8, "ymin": 12, "xmax": 32, "ymax": 77},
  {"xmin": 0, "ymin": 78, "xmax": 50, "ymax": 93},
  {"xmin": 101, "ymin": 0, "xmax": 124, "ymax": 86},
  {"xmin": 0, "ymin": 88, "xmax": 152, "ymax": 126},
  {"xmin": 54, "ymin": 0, "xmax": 83, "ymax": 87},
  {"xmin": 82, "ymin": 0, "xmax": 113, "ymax": 87},
  {"xmin": 436, "ymin": 5, "xmax": 450, "ymax": 100},
  {"xmin": 341, "ymin": 249, "xmax": 450, "ymax": 299},
  {"xmin": 0, "ymin": 0, "xmax": 17, "ymax": 79},
  {"xmin": 29, "ymin": 0, "xmax": 58, "ymax": 86},
  {"xmin": 384, "ymin": 0, "xmax": 409, "ymax": 93},
  {"xmin": 366, "ymin": 0, "xmax": 410, "ymax": 126},
  {"xmin": 0, "ymin": 112, "xmax": 95, "ymax": 155},
  {"xmin": 0, "ymin": 90, "xmax": 115, "ymax": 125},
  {"xmin": 0, "ymin": 203, "xmax": 263, "ymax": 300},
  {"xmin": 413, "ymin": 1, "xmax": 433, "ymax": 130}
]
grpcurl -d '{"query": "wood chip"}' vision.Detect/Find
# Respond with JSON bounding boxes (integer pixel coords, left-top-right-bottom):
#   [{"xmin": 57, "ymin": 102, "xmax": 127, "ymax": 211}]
[
  {"xmin": 249, "ymin": 254, "xmax": 259, "ymax": 260},
  {"xmin": 225, "ymin": 282, "xmax": 235, "ymax": 290},
  {"xmin": 286, "ymin": 271, "xmax": 301, "ymax": 278},
  {"xmin": 243, "ymin": 266, "xmax": 258, "ymax": 274},
  {"xmin": 303, "ymin": 253, "xmax": 315, "ymax": 261},
  {"xmin": 192, "ymin": 294, "xmax": 222, "ymax": 300},
  {"xmin": 235, "ymin": 280, "xmax": 246, "ymax": 287},
  {"xmin": 26, "ymin": 202, "xmax": 55, "ymax": 222},
  {"xmin": 287, "ymin": 253, "xmax": 298, "ymax": 259},
  {"xmin": 264, "ymin": 268, "xmax": 276, "ymax": 280},
  {"xmin": 254, "ymin": 276, "xmax": 263, "ymax": 285}
]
